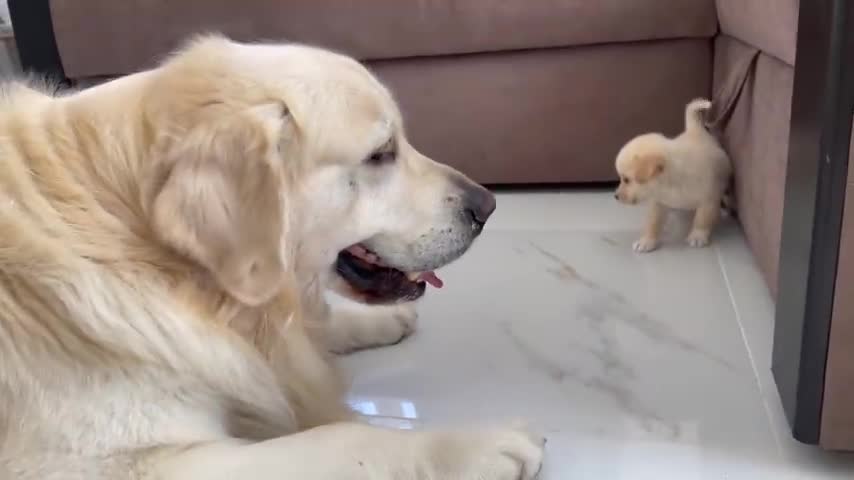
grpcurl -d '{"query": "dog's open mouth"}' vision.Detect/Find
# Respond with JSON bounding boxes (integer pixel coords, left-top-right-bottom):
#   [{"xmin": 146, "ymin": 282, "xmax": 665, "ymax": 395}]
[{"xmin": 335, "ymin": 244, "xmax": 443, "ymax": 304}]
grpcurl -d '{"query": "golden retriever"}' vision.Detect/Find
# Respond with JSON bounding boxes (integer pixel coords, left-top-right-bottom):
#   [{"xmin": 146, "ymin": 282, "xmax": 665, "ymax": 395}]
[
  {"xmin": 0, "ymin": 36, "xmax": 544, "ymax": 479},
  {"xmin": 614, "ymin": 98, "xmax": 732, "ymax": 252}
]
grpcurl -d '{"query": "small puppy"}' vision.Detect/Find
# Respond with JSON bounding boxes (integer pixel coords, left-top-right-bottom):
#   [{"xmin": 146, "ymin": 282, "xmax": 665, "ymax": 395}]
[{"xmin": 614, "ymin": 98, "xmax": 732, "ymax": 252}]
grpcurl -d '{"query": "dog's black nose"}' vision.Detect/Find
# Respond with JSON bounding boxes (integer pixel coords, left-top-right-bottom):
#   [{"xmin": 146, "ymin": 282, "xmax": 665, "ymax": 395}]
[
  {"xmin": 462, "ymin": 184, "xmax": 496, "ymax": 225},
  {"xmin": 451, "ymin": 173, "xmax": 496, "ymax": 226},
  {"xmin": 614, "ymin": 193, "xmax": 619, "ymax": 200}
]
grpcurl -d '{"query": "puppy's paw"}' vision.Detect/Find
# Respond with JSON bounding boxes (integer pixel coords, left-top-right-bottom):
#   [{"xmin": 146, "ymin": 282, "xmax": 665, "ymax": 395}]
[
  {"xmin": 632, "ymin": 236, "xmax": 659, "ymax": 253},
  {"xmin": 424, "ymin": 424, "xmax": 546, "ymax": 480},
  {"xmin": 329, "ymin": 303, "xmax": 418, "ymax": 354},
  {"xmin": 686, "ymin": 230, "xmax": 710, "ymax": 248}
]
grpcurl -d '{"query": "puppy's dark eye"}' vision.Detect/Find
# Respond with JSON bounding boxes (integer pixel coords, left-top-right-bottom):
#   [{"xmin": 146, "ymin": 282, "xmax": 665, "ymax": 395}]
[
  {"xmin": 621, "ymin": 176, "xmax": 631, "ymax": 185},
  {"xmin": 365, "ymin": 151, "xmax": 396, "ymax": 165}
]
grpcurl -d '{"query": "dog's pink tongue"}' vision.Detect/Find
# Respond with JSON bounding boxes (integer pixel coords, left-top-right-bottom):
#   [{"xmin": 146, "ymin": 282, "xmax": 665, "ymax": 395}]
[{"xmin": 418, "ymin": 271, "xmax": 443, "ymax": 288}]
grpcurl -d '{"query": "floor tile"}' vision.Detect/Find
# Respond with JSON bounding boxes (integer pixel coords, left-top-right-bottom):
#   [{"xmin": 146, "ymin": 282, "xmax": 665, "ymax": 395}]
[{"xmin": 342, "ymin": 191, "xmax": 854, "ymax": 479}]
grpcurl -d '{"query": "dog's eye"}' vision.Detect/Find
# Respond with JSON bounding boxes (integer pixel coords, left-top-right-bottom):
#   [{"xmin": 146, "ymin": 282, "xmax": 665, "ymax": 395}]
[
  {"xmin": 621, "ymin": 176, "xmax": 631, "ymax": 184},
  {"xmin": 365, "ymin": 139, "xmax": 397, "ymax": 166},
  {"xmin": 365, "ymin": 151, "xmax": 395, "ymax": 165}
]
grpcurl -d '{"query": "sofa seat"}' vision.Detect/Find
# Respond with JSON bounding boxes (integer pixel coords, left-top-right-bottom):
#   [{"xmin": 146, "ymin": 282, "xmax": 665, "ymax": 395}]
[
  {"xmin": 40, "ymin": 0, "xmax": 716, "ymax": 185},
  {"xmin": 49, "ymin": 0, "xmax": 717, "ymax": 79}
]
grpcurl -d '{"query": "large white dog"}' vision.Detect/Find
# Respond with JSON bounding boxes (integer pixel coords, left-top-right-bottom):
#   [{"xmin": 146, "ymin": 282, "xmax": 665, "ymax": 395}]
[{"xmin": 0, "ymin": 36, "xmax": 544, "ymax": 479}]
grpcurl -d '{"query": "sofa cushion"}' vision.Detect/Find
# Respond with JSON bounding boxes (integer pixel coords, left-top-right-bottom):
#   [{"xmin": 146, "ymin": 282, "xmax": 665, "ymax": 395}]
[
  {"xmin": 713, "ymin": 35, "xmax": 794, "ymax": 296},
  {"xmin": 49, "ymin": 0, "xmax": 718, "ymax": 79},
  {"xmin": 372, "ymin": 39, "xmax": 712, "ymax": 184},
  {"xmin": 716, "ymin": 0, "xmax": 799, "ymax": 66}
]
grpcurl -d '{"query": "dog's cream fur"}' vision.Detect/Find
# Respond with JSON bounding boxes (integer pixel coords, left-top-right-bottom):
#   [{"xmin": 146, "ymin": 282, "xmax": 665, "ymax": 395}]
[
  {"xmin": 614, "ymin": 98, "xmax": 732, "ymax": 252},
  {"xmin": 0, "ymin": 36, "xmax": 543, "ymax": 479}
]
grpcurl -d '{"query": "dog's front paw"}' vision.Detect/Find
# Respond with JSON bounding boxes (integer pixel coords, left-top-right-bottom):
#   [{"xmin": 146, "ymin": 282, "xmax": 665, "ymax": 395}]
[
  {"xmin": 424, "ymin": 424, "xmax": 546, "ymax": 480},
  {"xmin": 489, "ymin": 425, "xmax": 547, "ymax": 479},
  {"xmin": 387, "ymin": 303, "xmax": 418, "ymax": 340},
  {"xmin": 686, "ymin": 230, "xmax": 710, "ymax": 248},
  {"xmin": 632, "ymin": 236, "xmax": 659, "ymax": 253},
  {"xmin": 329, "ymin": 303, "xmax": 418, "ymax": 354}
]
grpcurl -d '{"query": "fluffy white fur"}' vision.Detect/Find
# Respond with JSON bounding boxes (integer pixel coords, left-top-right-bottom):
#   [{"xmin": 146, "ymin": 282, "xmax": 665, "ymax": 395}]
[
  {"xmin": 614, "ymin": 98, "xmax": 733, "ymax": 252},
  {"xmin": 0, "ymin": 36, "xmax": 543, "ymax": 479}
]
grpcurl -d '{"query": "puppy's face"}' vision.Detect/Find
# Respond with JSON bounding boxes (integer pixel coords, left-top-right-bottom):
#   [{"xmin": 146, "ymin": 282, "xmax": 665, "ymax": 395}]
[
  {"xmin": 614, "ymin": 138, "xmax": 666, "ymax": 205},
  {"xmin": 146, "ymin": 38, "xmax": 495, "ymax": 306}
]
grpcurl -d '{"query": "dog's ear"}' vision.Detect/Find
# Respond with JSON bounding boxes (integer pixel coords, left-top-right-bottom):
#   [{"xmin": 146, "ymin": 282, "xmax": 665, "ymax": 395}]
[
  {"xmin": 635, "ymin": 153, "xmax": 665, "ymax": 183},
  {"xmin": 148, "ymin": 104, "xmax": 291, "ymax": 306}
]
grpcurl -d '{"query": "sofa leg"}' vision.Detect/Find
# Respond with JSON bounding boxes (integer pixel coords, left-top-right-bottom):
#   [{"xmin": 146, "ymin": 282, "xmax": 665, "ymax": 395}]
[{"xmin": 7, "ymin": 0, "xmax": 69, "ymax": 86}]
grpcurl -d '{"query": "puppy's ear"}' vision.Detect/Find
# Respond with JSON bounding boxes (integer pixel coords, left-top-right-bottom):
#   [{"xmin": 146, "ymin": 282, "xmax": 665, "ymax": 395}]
[
  {"xmin": 635, "ymin": 153, "xmax": 666, "ymax": 183},
  {"xmin": 147, "ymin": 104, "xmax": 291, "ymax": 306}
]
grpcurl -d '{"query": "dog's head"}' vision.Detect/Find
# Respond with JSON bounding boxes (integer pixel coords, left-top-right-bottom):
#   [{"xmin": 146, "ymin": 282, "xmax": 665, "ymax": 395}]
[
  {"xmin": 614, "ymin": 134, "xmax": 667, "ymax": 205},
  {"xmin": 142, "ymin": 36, "xmax": 494, "ymax": 307}
]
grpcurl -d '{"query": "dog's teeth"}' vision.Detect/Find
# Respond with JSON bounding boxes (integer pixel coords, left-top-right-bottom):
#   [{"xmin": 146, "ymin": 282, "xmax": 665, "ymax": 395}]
[{"xmin": 407, "ymin": 271, "xmax": 422, "ymax": 281}]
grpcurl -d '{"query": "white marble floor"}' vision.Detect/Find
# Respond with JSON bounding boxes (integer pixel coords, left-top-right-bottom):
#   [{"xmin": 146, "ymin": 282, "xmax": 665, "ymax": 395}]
[{"xmin": 341, "ymin": 191, "xmax": 854, "ymax": 479}]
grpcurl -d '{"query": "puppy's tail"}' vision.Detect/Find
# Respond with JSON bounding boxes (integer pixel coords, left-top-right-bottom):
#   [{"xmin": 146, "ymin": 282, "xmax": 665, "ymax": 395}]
[{"xmin": 685, "ymin": 98, "xmax": 712, "ymax": 134}]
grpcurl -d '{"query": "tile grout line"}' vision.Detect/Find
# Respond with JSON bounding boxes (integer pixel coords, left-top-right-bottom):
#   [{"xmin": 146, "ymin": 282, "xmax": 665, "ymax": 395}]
[{"xmin": 715, "ymin": 244, "xmax": 785, "ymax": 457}]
